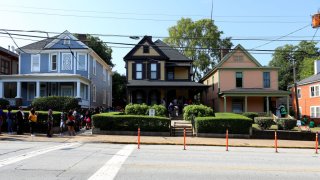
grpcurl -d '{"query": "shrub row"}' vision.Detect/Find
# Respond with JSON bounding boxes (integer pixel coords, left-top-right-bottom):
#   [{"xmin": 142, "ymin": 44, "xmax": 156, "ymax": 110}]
[
  {"xmin": 254, "ymin": 117, "xmax": 297, "ymax": 130},
  {"xmin": 277, "ymin": 118, "xmax": 297, "ymax": 130},
  {"xmin": 93, "ymin": 112, "xmax": 170, "ymax": 132},
  {"xmin": 183, "ymin": 104, "xmax": 214, "ymax": 121},
  {"xmin": 0, "ymin": 98, "xmax": 9, "ymax": 107},
  {"xmin": 125, "ymin": 104, "xmax": 167, "ymax": 117},
  {"xmin": 254, "ymin": 117, "xmax": 274, "ymax": 130},
  {"xmin": 242, "ymin": 112, "xmax": 259, "ymax": 121},
  {"xmin": 195, "ymin": 113, "xmax": 252, "ymax": 134},
  {"xmin": 32, "ymin": 96, "xmax": 79, "ymax": 111}
]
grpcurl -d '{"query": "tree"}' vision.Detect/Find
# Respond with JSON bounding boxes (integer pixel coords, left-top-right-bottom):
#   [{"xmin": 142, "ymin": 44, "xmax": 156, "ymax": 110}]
[
  {"xmin": 74, "ymin": 34, "xmax": 113, "ymax": 66},
  {"xmin": 164, "ymin": 18, "xmax": 232, "ymax": 81},
  {"xmin": 269, "ymin": 41, "xmax": 318, "ymax": 90},
  {"xmin": 112, "ymin": 71, "xmax": 127, "ymax": 108}
]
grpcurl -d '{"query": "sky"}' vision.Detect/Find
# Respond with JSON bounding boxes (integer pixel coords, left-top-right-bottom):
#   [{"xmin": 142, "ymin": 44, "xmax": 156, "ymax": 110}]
[{"xmin": 0, "ymin": 0, "xmax": 319, "ymax": 75}]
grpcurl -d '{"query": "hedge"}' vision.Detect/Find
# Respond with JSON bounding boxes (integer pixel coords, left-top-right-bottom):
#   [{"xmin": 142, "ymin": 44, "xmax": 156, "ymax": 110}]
[
  {"xmin": 183, "ymin": 104, "xmax": 214, "ymax": 121},
  {"xmin": 277, "ymin": 118, "xmax": 297, "ymax": 130},
  {"xmin": 242, "ymin": 112, "xmax": 259, "ymax": 122},
  {"xmin": 149, "ymin": 104, "xmax": 167, "ymax": 117},
  {"xmin": 1, "ymin": 110, "xmax": 62, "ymax": 133},
  {"xmin": 254, "ymin": 117, "xmax": 274, "ymax": 130},
  {"xmin": 125, "ymin": 103, "xmax": 149, "ymax": 115},
  {"xmin": 32, "ymin": 96, "xmax": 79, "ymax": 111},
  {"xmin": 93, "ymin": 112, "xmax": 170, "ymax": 132},
  {"xmin": 195, "ymin": 113, "xmax": 252, "ymax": 134},
  {"xmin": 0, "ymin": 98, "xmax": 9, "ymax": 107}
]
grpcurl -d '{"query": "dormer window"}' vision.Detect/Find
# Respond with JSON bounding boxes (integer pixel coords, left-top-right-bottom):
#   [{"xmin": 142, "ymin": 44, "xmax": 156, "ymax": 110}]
[
  {"xmin": 143, "ymin": 45, "xmax": 149, "ymax": 53},
  {"xmin": 64, "ymin": 36, "xmax": 70, "ymax": 45}
]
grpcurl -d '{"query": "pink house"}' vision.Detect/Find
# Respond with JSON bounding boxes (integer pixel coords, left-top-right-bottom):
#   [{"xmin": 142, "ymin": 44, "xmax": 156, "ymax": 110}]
[{"xmin": 199, "ymin": 44, "xmax": 290, "ymax": 114}]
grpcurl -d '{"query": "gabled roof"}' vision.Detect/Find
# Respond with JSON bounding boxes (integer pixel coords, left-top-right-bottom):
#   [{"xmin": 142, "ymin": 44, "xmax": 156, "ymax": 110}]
[
  {"xmin": 154, "ymin": 40, "xmax": 191, "ymax": 61},
  {"xmin": 19, "ymin": 36, "xmax": 58, "ymax": 51},
  {"xmin": 123, "ymin": 36, "xmax": 168, "ymax": 60},
  {"xmin": 297, "ymin": 73, "xmax": 320, "ymax": 85},
  {"xmin": 0, "ymin": 46, "xmax": 18, "ymax": 59},
  {"xmin": 199, "ymin": 44, "xmax": 263, "ymax": 82}
]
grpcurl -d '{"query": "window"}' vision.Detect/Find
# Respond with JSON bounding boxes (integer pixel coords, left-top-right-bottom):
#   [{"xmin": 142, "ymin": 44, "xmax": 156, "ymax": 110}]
[
  {"xmin": 40, "ymin": 84, "xmax": 47, "ymax": 97},
  {"xmin": 31, "ymin": 54, "xmax": 40, "ymax": 72},
  {"xmin": 93, "ymin": 59, "xmax": 96, "ymax": 75},
  {"xmin": 143, "ymin": 45, "xmax": 149, "ymax": 53},
  {"xmin": 64, "ymin": 36, "xmax": 70, "ymax": 45},
  {"xmin": 236, "ymin": 72, "xmax": 243, "ymax": 88},
  {"xmin": 232, "ymin": 98, "xmax": 243, "ymax": 113},
  {"xmin": 77, "ymin": 54, "xmax": 87, "ymax": 71},
  {"xmin": 310, "ymin": 85, "xmax": 320, "ymax": 97},
  {"xmin": 311, "ymin": 106, "xmax": 320, "ymax": 118},
  {"xmin": 151, "ymin": 63, "xmax": 157, "ymax": 79},
  {"xmin": 92, "ymin": 84, "xmax": 96, "ymax": 102},
  {"xmin": 50, "ymin": 54, "xmax": 57, "ymax": 71},
  {"xmin": 0, "ymin": 59, "xmax": 10, "ymax": 74},
  {"xmin": 80, "ymin": 84, "xmax": 87, "ymax": 100},
  {"xmin": 299, "ymin": 107, "xmax": 302, "ymax": 119},
  {"xmin": 62, "ymin": 53, "xmax": 72, "ymax": 70},
  {"xmin": 103, "ymin": 68, "xmax": 106, "ymax": 81},
  {"xmin": 297, "ymin": 88, "xmax": 301, "ymax": 99},
  {"xmin": 61, "ymin": 86, "xmax": 73, "ymax": 97},
  {"xmin": 263, "ymin": 72, "xmax": 270, "ymax": 88},
  {"xmin": 167, "ymin": 68, "xmax": 174, "ymax": 80},
  {"xmin": 234, "ymin": 55, "xmax": 243, "ymax": 62},
  {"xmin": 136, "ymin": 63, "xmax": 142, "ymax": 79}
]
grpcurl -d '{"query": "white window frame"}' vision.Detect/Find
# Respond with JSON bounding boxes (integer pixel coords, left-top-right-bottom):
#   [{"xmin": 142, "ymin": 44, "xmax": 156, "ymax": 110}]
[
  {"xmin": 150, "ymin": 63, "xmax": 157, "ymax": 80},
  {"xmin": 310, "ymin": 85, "xmax": 320, "ymax": 97},
  {"xmin": 64, "ymin": 36, "xmax": 70, "ymax": 45},
  {"xmin": 31, "ymin": 54, "xmax": 40, "ymax": 72},
  {"xmin": 310, "ymin": 106, "xmax": 320, "ymax": 118},
  {"xmin": 136, "ymin": 63, "xmax": 142, "ymax": 80},
  {"xmin": 93, "ymin": 59, "xmax": 96, "ymax": 75},
  {"xmin": 49, "ymin": 53, "xmax": 57, "ymax": 71},
  {"xmin": 92, "ymin": 84, "xmax": 96, "ymax": 102},
  {"xmin": 297, "ymin": 88, "xmax": 301, "ymax": 99},
  {"xmin": 77, "ymin": 53, "xmax": 87, "ymax": 71},
  {"xmin": 61, "ymin": 53, "xmax": 73, "ymax": 70},
  {"xmin": 103, "ymin": 68, "xmax": 106, "ymax": 81}
]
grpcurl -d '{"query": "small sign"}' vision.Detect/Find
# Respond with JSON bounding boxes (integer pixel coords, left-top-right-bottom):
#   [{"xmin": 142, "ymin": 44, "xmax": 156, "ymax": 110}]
[{"xmin": 149, "ymin": 109, "xmax": 155, "ymax": 116}]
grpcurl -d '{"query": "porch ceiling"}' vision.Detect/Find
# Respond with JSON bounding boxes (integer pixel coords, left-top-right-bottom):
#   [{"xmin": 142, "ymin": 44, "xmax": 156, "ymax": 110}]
[
  {"xmin": 127, "ymin": 80, "xmax": 208, "ymax": 89},
  {"xmin": 219, "ymin": 88, "xmax": 290, "ymax": 97}
]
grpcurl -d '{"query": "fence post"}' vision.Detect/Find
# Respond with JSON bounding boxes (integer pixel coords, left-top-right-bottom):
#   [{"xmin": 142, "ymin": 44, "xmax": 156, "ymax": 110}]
[
  {"xmin": 183, "ymin": 128, "xmax": 186, "ymax": 150},
  {"xmin": 138, "ymin": 128, "xmax": 140, "ymax": 149},
  {"xmin": 226, "ymin": 129, "xmax": 229, "ymax": 151},
  {"xmin": 275, "ymin": 130, "xmax": 278, "ymax": 153}
]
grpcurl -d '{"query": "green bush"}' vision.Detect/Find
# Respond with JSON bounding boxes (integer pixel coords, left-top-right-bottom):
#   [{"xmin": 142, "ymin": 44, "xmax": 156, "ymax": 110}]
[
  {"xmin": 0, "ymin": 98, "xmax": 9, "ymax": 107},
  {"xmin": 277, "ymin": 118, "xmax": 297, "ymax": 130},
  {"xmin": 149, "ymin": 104, "xmax": 167, "ymax": 117},
  {"xmin": 125, "ymin": 103, "xmax": 149, "ymax": 115},
  {"xmin": 195, "ymin": 113, "xmax": 252, "ymax": 134},
  {"xmin": 242, "ymin": 112, "xmax": 259, "ymax": 121},
  {"xmin": 93, "ymin": 112, "xmax": 170, "ymax": 132},
  {"xmin": 183, "ymin": 104, "xmax": 214, "ymax": 121},
  {"xmin": 31, "ymin": 96, "xmax": 79, "ymax": 111},
  {"xmin": 254, "ymin": 117, "xmax": 274, "ymax": 130}
]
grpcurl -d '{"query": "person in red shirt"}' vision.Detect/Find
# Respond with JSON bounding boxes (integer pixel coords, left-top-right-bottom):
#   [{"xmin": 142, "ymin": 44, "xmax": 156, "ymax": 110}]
[{"xmin": 66, "ymin": 110, "xmax": 75, "ymax": 136}]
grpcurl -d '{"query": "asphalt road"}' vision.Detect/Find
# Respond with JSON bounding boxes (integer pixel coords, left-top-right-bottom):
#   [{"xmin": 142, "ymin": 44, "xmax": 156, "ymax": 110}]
[{"xmin": 0, "ymin": 141, "xmax": 320, "ymax": 180}]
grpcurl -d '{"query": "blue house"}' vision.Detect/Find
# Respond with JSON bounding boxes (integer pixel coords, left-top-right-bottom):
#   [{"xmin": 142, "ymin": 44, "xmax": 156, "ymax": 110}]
[{"xmin": 0, "ymin": 30, "xmax": 112, "ymax": 108}]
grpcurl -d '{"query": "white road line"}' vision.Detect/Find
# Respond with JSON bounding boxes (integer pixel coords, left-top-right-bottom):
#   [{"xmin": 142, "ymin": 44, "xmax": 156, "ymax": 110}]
[
  {"xmin": 0, "ymin": 143, "xmax": 79, "ymax": 168},
  {"xmin": 88, "ymin": 144, "xmax": 135, "ymax": 180}
]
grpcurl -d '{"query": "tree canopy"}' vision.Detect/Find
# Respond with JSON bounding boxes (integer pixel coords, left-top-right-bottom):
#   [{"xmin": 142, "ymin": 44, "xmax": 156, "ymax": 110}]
[
  {"xmin": 268, "ymin": 41, "xmax": 319, "ymax": 90},
  {"xmin": 112, "ymin": 71, "xmax": 127, "ymax": 108},
  {"xmin": 164, "ymin": 18, "xmax": 232, "ymax": 81},
  {"xmin": 74, "ymin": 34, "xmax": 113, "ymax": 66}
]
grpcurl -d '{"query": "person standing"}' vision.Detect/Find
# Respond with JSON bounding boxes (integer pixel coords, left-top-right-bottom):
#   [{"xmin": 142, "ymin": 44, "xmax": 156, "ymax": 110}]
[
  {"xmin": 60, "ymin": 112, "xmax": 65, "ymax": 136},
  {"xmin": 66, "ymin": 110, "xmax": 75, "ymax": 136},
  {"xmin": 6, "ymin": 107, "xmax": 13, "ymax": 134},
  {"xmin": 28, "ymin": 108, "xmax": 37, "ymax": 136},
  {"xmin": 47, "ymin": 109, "xmax": 53, "ymax": 137},
  {"xmin": 84, "ymin": 110, "xmax": 91, "ymax": 130},
  {"xmin": 16, "ymin": 106, "xmax": 25, "ymax": 135}
]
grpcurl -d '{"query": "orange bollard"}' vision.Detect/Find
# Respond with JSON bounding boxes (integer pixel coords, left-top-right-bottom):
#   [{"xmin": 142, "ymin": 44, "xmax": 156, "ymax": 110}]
[
  {"xmin": 183, "ymin": 128, "xmax": 186, "ymax": 150},
  {"xmin": 138, "ymin": 128, "xmax": 140, "ymax": 149},
  {"xmin": 275, "ymin": 130, "xmax": 278, "ymax": 153},
  {"xmin": 316, "ymin": 132, "xmax": 318, "ymax": 154},
  {"xmin": 226, "ymin": 129, "xmax": 229, "ymax": 151}
]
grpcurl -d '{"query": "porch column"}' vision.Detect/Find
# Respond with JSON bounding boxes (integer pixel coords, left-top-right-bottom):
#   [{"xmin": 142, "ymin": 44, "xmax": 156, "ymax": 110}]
[
  {"xmin": 266, "ymin": 96, "xmax": 270, "ymax": 116},
  {"xmin": 0, "ymin": 81, "xmax": 3, "ymax": 98},
  {"xmin": 244, "ymin": 96, "xmax": 248, "ymax": 112},
  {"xmin": 286, "ymin": 95, "xmax": 290, "ymax": 116},
  {"xmin": 16, "ymin": 81, "xmax": 21, "ymax": 98},
  {"xmin": 76, "ymin": 80, "xmax": 81, "ymax": 98},
  {"xmin": 224, "ymin": 96, "xmax": 227, "ymax": 112},
  {"xmin": 35, "ymin": 81, "xmax": 40, "ymax": 98}
]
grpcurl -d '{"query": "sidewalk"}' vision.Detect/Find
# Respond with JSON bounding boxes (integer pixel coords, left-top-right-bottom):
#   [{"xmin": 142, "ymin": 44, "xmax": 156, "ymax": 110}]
[{"xmin": 0, "ymin": 129, "xmax": 317, "ymax": 149}]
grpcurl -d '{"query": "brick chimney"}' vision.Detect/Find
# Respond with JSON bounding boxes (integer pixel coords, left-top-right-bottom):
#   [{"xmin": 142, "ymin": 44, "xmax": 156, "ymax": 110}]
[
  {"xmin": 77, "ymin": 34, "xmax": 87, "ymax": 44},
  {"xmin": 220, "ymin": 48, "xmax": 229, "ymax": 59}
]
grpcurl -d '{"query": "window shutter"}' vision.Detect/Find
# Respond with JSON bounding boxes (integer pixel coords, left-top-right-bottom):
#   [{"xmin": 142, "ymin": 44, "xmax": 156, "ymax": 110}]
[
  {"xmin": 132, "ymin": 63, "xmax": 136, "ymax": 80},
  {"xmin": 157, "ymin": 63, "xmax": 160, "ymax": 80},
  {"xmin": 142, "ymin": 63, "xmax": 146, "ymax": 79},
  {"xmin": 147, "ymin": 63, "xmax": 151, "ymax": 79}
]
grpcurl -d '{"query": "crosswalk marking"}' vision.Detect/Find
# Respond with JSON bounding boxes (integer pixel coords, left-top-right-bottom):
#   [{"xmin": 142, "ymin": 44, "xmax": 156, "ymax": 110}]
[
  {"xmin": 88, "ymin": 144, "xmax": 135, "ymax": 180},
  {"xmin": 0, "ymin": 143, "xmax": 78, "ymax": 168}
]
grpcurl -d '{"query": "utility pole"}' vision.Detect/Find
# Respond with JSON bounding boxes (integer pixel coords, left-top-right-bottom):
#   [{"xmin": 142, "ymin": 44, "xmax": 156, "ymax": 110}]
[{"xmin": 291, "ymin": 53, "xmax": 300, "ymax": 119}]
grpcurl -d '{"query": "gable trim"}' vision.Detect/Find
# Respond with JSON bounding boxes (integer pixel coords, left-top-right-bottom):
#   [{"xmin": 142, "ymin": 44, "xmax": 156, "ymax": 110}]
[{"xmin": 44, "ymin": 30, "xmax": 88, "ymax": 49}]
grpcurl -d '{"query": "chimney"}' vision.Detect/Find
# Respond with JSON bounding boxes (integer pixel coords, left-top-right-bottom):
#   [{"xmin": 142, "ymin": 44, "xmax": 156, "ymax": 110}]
[
  {"xmin": 8, "ymin": 45, "xmax": 10, "ymax": 51},
  {"xmin": 220, "ymin": 48, "xmax": 229, "ymax": 59},
  {"xmin": 314, "ymin": 60, "xmax": 320, "ymax": 75},
  {"xmin": 11, "ymin": 46, "xmax": 15, "ymax": 53},
  {"xmin": 77, "ymin": 34, "xmax": 87, "ymax": 44}
]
